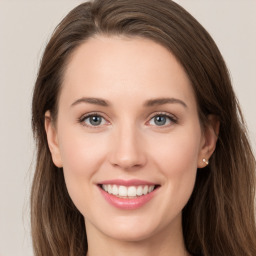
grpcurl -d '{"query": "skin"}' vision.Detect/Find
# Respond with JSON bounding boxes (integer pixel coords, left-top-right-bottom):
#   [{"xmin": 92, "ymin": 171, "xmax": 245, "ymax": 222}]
[{"xmin": 45, "ymin": 35, "xmax": 219, "ymax": 256}]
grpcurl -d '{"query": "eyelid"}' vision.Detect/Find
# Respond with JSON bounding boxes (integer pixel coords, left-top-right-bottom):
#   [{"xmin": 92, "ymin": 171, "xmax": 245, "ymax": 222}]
[
  {"xmin": 78, "ymin": 112, "xmax": 110, "ymax": 128},
  {"xmin": 146, "ymin": 112, "xmax": 178, "ymax": 126},
  {"xmin": 77, "ymin": 111, "xmax": 178, "ymax": 128}
]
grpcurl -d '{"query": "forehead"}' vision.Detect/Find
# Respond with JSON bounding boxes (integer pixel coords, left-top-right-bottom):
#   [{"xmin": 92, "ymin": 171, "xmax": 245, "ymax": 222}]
[{"xmin": 60, "ymin": 35, "xmax": 196, "ymax": 109}]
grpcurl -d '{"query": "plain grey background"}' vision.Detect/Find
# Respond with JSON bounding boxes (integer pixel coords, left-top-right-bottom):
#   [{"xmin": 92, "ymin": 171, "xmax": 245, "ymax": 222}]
[{"xmin": 0, "ymin": 1, "xmax": 255, "ymax": 255}]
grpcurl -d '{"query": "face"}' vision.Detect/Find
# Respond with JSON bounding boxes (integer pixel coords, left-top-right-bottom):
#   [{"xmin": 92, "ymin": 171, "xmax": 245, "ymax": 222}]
[{"xmin": 45, "ymin": 35, "xmax": 216, "ymax": 243}]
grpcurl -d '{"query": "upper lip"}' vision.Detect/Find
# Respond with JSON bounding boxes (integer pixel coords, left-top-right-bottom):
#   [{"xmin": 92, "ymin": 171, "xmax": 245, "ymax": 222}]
[{"xmin": 98, "ymin": 179, "xmax": 159, "ymax": 186}]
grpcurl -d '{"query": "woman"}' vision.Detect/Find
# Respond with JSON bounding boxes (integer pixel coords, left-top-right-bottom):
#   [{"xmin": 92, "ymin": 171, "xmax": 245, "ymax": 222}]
[{"xmin": 31, "ymin": 0, "xmax": 256, "ymax": 255}]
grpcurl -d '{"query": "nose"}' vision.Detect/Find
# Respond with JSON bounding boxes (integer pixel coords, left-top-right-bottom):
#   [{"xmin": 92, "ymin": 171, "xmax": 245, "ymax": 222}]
[{"xmin": 109, "ymin": 125, "xmax": 147, "ymax": 170}]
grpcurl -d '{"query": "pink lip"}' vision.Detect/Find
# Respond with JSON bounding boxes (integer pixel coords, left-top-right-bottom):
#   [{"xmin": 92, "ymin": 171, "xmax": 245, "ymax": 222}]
[
  {"xmin": 99, "ymin": 179, "xmax": 156, "ymax": 186},
  {"xmin": 98, "ymin": 181, "xmax": 159, "ymax": 210}
]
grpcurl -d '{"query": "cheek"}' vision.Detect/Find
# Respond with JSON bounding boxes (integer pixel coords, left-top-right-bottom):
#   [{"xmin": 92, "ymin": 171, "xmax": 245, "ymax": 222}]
[
  {"xmin": 164, "ymin": 134, "xmax": 200, "ymax": 173},
  {"xmin": 57, "ymin": 126, "xmax": 108, "ymax": 212},
  {"xmin": 156, "ymin": 122, "xmax": 201, "ymax": 169},
  {"xmin": 59, "ymin": 127, "xmax": 108, "ymax": 175},
  {"xmin": 149, "ymin": 125, "xmax": 201, "ymax": 203},
  {"xmin": 151, "ymin": 130, "xmax": 200, "ymax": 166}
]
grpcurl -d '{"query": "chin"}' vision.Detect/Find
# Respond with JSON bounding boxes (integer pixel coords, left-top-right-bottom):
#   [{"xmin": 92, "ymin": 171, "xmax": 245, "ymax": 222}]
[
  {"xmin": 95, "ymin": 214, "xmax": 168, "ymax": 243},
  {"xmin": 106, "ymin": 226, "xmax": 157, "ymax": 242}
]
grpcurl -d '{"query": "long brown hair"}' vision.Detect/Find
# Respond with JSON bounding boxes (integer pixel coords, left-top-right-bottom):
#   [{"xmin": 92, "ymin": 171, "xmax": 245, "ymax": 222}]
[{"xmin": 31, "ymin": 0, "xmax": 256, "ymax": 255}]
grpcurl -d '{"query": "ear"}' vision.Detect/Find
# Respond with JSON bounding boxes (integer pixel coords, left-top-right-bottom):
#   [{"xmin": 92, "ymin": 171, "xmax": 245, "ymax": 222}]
[
  {"xmin": 44, "ymin": 110, "xmax": 63, "ymax": 168},
  {"xmin": 197, "ymin": 115, "xmax": 220, "ymax": 168}
]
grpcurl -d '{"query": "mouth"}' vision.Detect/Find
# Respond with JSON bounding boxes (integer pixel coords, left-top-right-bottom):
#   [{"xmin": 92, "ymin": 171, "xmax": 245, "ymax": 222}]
[
  {"xmin": 97, "ymin": 179, "xmax": 160, "ymax": 209},
  {"xmin": 98, "ymin": 184, "xmax": 160, "ymax": 199}
]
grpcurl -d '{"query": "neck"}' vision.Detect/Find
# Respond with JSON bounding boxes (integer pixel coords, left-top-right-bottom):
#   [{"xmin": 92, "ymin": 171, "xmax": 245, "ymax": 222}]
[{"xmin": 85, "ymin": 215, "xmax": 189, "ymax": 256}]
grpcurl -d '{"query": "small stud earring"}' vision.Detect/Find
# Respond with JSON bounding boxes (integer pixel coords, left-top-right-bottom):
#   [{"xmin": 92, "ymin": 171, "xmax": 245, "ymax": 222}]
[{"xmin": 203, "ymin": 158, "xmax": 209, "ymax": 165}]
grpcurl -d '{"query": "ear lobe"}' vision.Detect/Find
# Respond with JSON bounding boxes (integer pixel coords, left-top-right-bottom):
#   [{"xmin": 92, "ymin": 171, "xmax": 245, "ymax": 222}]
[
  {"xmin": 197, "ymin": 115, "xmax": 220, "ymax": 168},
  {"xmin": 44, "ymin": 111, "xmax": 63, "ymax": 168}
]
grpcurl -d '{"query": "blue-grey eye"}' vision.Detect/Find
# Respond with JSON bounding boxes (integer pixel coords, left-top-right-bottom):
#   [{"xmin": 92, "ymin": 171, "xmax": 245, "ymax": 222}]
[
  {"xmin": 83, "ymin": 115, "xmax": 107, "ymax": 126},
  {"xmin": 149, "ymin": 115, "xmax": 172, "ymax": 126}
]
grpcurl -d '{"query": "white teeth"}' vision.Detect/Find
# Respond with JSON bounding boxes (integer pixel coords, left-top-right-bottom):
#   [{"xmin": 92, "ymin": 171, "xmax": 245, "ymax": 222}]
[
  {"xmin": 107, "ymin": 184, "xmax": 112, "ymax": 194},
  {"xmin": 119, "ymin": 186, "xmax": 127, "ymax": 197},
  {"xmin": 143, "ymin": 185, "xmax": 148, "ymax": 195},
  {"xmin": 102, "ymin": 184, "xmax": 156, "ymax": 197},
  {"xmin": 127, "ymin": 186, "xmax": 137, "ymax": 197},
  {"xmin": 149, "ymin": 186, "xmax": 154, "ymax": 193},
  {"xmin": 112, "ymin": 185, "xmax": 118, "ymax": 195},
  {"xmin": 136, "ymin": 186, "xmax": 143, "ymax": 196}
]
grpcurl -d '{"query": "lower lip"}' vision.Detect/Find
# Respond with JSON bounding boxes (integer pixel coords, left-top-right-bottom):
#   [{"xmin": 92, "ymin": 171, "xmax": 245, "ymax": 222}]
[{"xmin": 99, "ymin": 186, "xmax": 158, "ymax": 210}]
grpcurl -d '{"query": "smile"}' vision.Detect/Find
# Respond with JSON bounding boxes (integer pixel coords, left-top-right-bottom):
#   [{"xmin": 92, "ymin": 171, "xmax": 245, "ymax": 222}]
[
  {"xmin": 101, "ymin": 184, "xmax": 156, "ymax": 198},
  {"xmin": 98, "ymin": 180, "xmax": 160, "ymax": 210}
]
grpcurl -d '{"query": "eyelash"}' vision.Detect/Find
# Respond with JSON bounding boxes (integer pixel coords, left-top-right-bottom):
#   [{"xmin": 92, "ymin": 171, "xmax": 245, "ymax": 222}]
[
  {"xmin": 78, "ymin": 112, "xmax": 178, "ymax": 128},
  {"xmin": 78, "ymin": 112, "xmax": 109, "ymax": 128},
  {"xmin": 147, "ymin": 112, "xmax": 178, "ymax": 127}
]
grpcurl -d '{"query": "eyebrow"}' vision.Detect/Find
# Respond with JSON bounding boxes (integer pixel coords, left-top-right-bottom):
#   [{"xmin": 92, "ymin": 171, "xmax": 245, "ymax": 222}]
[
  {"xmin": 70, "ymin": 97, "xmax": 187, "ymax": 108},
  {"xmin": 71, "ymin": 97, "xmax": 110, "ymax": 107},
  {"xmin": 144, "ymin": 97, "xmax": 187, "ymax": 108}
]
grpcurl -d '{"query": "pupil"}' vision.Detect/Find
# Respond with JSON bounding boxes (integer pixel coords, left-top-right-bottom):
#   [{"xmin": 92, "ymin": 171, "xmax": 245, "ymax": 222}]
[
  {"xmin": 155, "ymin": 116, "xmax": 166, "ymax": 126},
  {"xmin": 90, "ymin": 116, "xmax": 101, "ymax": 125}
]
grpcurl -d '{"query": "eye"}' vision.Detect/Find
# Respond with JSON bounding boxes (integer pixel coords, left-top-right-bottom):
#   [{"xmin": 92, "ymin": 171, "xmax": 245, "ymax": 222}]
[
  {"xmin": 148, "ymin": 114, "xmax": 177, "ymax": 127},
  {"xmin": 80, "ymin": 114, "xmax": 108, "ymax": 127}
]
